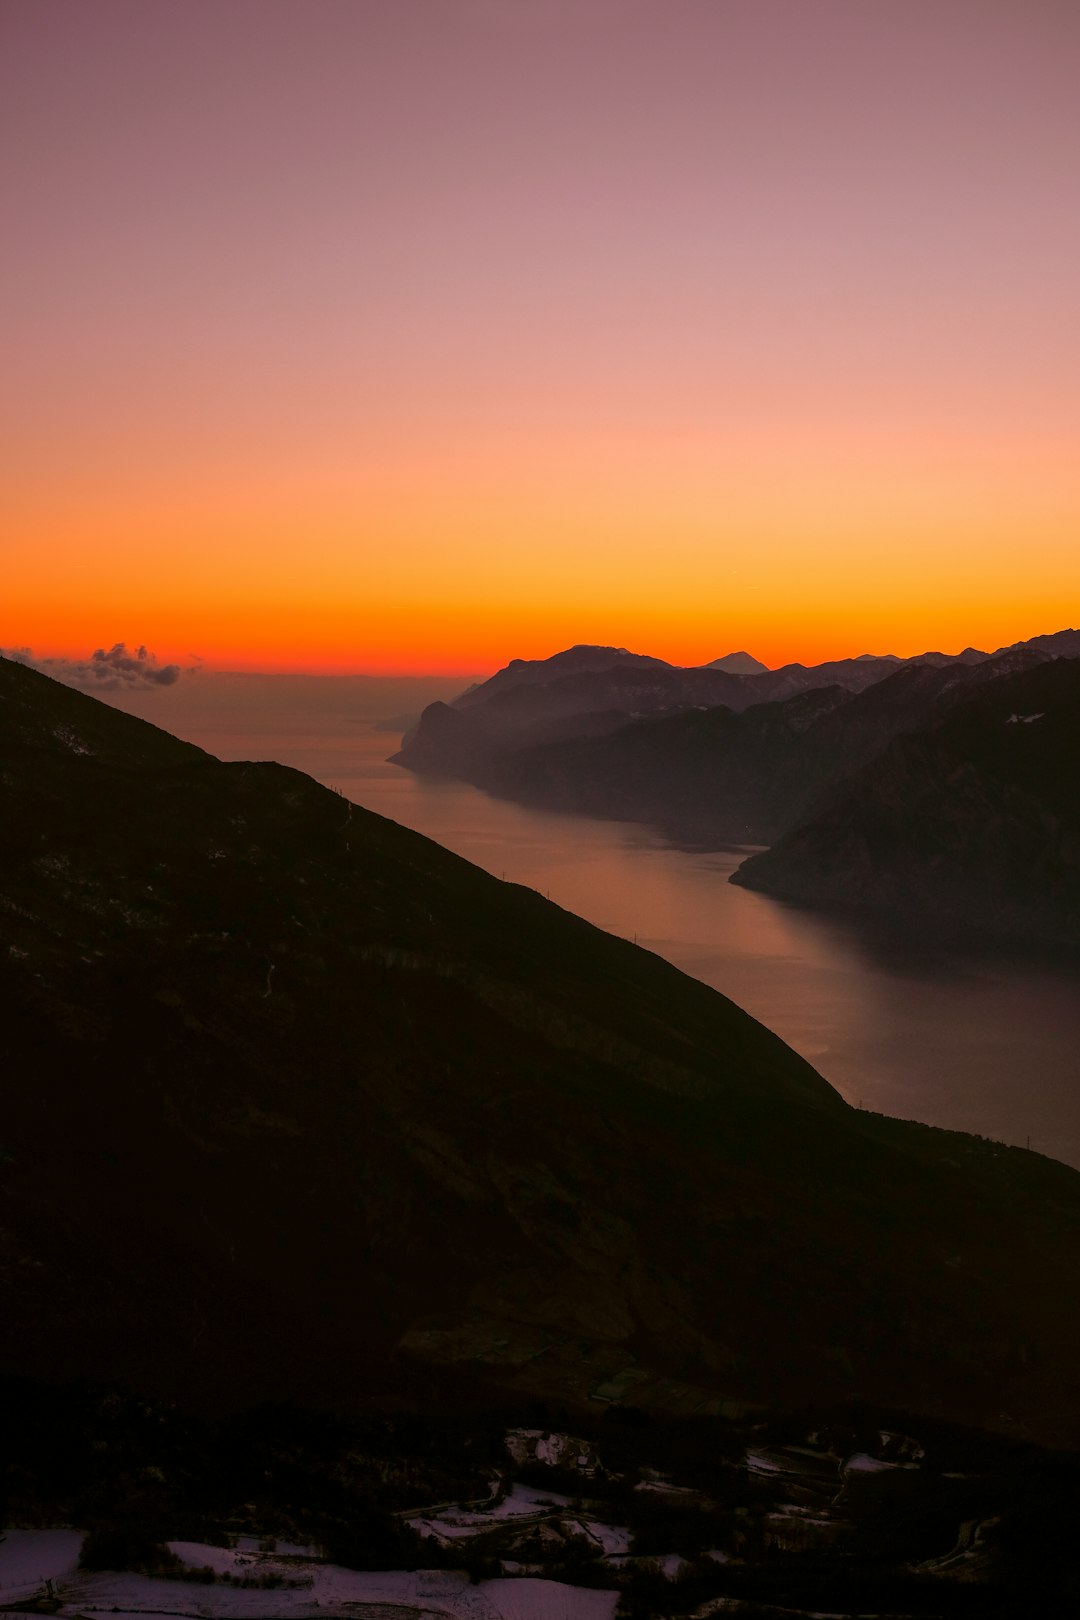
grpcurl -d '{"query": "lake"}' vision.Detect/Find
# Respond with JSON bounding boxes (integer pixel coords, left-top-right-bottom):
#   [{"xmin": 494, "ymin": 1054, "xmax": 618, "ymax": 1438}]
[{"xmin": 111, "ymin": 681, "xmax": 1080, "ymax": 1169}]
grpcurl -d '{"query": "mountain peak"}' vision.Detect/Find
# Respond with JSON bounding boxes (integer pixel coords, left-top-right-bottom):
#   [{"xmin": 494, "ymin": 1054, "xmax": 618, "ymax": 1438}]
[{"xmin": 705, "ymin": 651, "xmax": 769, "ymax": 675}]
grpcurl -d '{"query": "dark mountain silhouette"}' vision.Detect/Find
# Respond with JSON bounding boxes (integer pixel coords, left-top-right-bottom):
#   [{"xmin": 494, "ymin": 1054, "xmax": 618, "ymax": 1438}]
[
  {"xmin": 706, "ymin": 651, "xmax": 769, "ymax": 674},
  {"xmin": 761, "ymin": 654, "xmax": 905, "ymax": 695},
  {"xmin": 3, "ymin": 655, "xmax": 1080, "ymax": 1440},
  {"xmin": 404, "ymin": 648, "xmax": 1053, "ymax": 848},
  {"xmin": 1011, "ymin": 627, "xmax": 1080, "ymax": 660},
  {"xmin": 393, "ymin": 645, "xmax": 919, "ymax": 781},
  {"xmin": 393, "ymin": 634, "xmax": 1070, "ymax": 792},
  {"xmin": 733, "ymin": 657, "xmax": 1080, "ymax": 946},
  {"xmin": 454, "ymin": 644, "xmax": 674, "ymax": 705},
  {"xmin": 482, "ymin": 685, "xmax": 854, "ymax": 843},
  {"xmin": 394, "ymin": 635, "xmax": 1080, "ymax": 802}
]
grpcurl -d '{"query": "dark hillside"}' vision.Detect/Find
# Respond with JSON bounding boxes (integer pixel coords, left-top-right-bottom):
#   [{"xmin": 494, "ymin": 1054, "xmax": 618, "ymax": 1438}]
[
  {"xmin": 3, "ymin": 656, "xmax": 1080, "ymax": 1440},
  {"xmin": 734, "ymin": 657, "xmax": 1080, "ymax": 945}
]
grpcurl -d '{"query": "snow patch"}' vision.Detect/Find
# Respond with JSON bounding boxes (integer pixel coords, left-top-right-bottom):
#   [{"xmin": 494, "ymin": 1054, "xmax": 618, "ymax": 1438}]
[
  {"xmin": 480, "ymin": 1577, "xmax": 617, "ymax": 1620},
  {"xmin": 61, "ymin": 1562, "xmax": 505, "ymax": 1618},
  {"xmin": 843, "ymin": 1452, "xmax": 914, "ymax": 1473},
  {"xmin": 577, "ymin": 1522, "xmax": 631, "ymax": 1557},
  {"xmin": 0, "ymin": 1528, "xmax": 84, "ymax": 1596}
]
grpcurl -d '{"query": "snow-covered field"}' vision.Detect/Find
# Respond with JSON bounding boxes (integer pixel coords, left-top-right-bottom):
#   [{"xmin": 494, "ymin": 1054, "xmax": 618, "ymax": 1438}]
[
  {"xmin": 0, "ymin": 1532, "xmax": 617, "ymax": 1620},
  {"xmin": 0, "ymin": 1528, "xmax": 84, "ymax": 1599},
  {"xmin": 475, "ymin": 1579, "xmax": 616, "ymax": 1620},
  {"xmin": 1, "ymin": 1426, "xmax": 954, "ymax": 1620}
]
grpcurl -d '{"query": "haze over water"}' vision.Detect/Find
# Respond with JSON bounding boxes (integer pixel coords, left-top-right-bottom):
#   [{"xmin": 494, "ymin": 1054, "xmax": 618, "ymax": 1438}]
[{"xmin": 110, "ymin": 679, "xmax": 1080, "ymax": 1172}]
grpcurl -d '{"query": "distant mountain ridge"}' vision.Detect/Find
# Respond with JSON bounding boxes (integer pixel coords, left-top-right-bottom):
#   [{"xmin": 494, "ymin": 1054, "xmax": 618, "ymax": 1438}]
[
  {"xmin": 392, "ymin": 629, "xmax": 1076, "ymax": 839},
  {"xmin": 5, "ymin": 654, "xmax": 1080, "ymax": 1439},
  {"xmin": 393, "ymin": 645, "xmax": 909, "ymax": 778},
  {"xmin": 394, "ymin": 630, "xmax": 1080, "ymax": 782},
  {"xmin": 408, "ymin": 648, "xmax": 1051, "ymax": 848},
  {"xmin": 391, "ymin": 629, "xmax": 1080, "ymax": 944},
  {"xmin": 733, "ymin": 656, "xmax": 1080, "ymax": 944}
]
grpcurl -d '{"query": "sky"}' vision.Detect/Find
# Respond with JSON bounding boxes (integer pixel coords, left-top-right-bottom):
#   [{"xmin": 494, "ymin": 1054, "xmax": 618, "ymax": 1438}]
[{"xmin": 4, "ymin": 0, "xmax": 1079, "ymax": 675}]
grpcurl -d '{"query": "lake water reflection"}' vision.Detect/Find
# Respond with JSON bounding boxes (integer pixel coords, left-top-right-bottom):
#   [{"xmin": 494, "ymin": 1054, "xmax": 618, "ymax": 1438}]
[{"xmin": 113, "ymin": 693, "xmax": 1080, "ymax": 1170}]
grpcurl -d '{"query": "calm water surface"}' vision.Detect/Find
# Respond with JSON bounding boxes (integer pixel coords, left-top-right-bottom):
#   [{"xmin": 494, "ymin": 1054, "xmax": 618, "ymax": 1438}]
[{"xmin": 117, "ymin": 691, "xmax": 1080, "ymax": 1169}]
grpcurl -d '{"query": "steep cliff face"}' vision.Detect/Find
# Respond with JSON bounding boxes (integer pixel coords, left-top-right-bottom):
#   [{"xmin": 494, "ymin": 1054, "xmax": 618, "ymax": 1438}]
[
  {"xmin": 733, "ymin": 659, "xmax": 1080, "ymax": 946},
  {"xmin": 4, "ymin": 656, "xmax": 1080, "ymax": 1440}
]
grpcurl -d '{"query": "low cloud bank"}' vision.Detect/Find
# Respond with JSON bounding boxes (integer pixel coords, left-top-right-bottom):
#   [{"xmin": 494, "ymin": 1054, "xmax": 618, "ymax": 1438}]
[{"xmin": 2, "ymin": 642, "xmax": 184, "ymax": 689}]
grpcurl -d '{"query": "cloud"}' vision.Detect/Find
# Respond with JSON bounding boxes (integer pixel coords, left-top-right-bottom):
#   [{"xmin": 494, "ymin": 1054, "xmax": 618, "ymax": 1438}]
[{"xmin": 2, "ymin": 642, "xmax": 184, "ymax": 690}]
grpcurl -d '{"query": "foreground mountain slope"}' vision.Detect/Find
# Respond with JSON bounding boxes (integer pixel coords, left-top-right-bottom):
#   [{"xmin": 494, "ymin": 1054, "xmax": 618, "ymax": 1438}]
[
  {"xmin": 734, "ymin": 658, "xmax": 1080, "ymax": 945},
  {"xmin": 3, "ymin": 656, "xmax": 1080, "ymax": 1438}
]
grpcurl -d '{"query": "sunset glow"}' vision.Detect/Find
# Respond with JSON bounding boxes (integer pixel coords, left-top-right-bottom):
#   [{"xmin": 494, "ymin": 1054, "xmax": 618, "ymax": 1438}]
[{"xmin": 5, "ymin": 0, "xmax": 1079, "ymax": 674}]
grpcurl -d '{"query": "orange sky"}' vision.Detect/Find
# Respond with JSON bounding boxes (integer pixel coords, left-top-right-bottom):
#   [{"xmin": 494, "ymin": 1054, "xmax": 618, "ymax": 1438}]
[{"xmin": 4, "ymin": 1, "xmax": 1078, "ymax": 676}]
